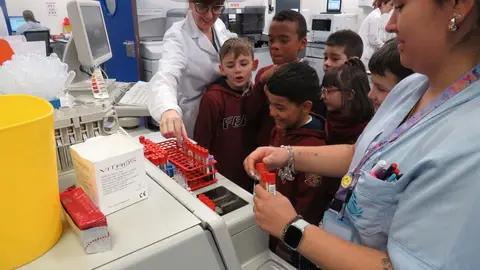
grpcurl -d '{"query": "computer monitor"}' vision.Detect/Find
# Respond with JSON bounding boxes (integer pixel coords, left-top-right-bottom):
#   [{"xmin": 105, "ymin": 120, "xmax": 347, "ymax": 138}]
[
  {"xmin": 326, "ymin": 0, "xmax": 342, "ymax": 13},
  {"xmin": 9, "ymin": 16, "xmax": 26, "ymax": 33},
  {"xmin": 66, "ymin": 0, "xmax": 112, "ymax": 67}
]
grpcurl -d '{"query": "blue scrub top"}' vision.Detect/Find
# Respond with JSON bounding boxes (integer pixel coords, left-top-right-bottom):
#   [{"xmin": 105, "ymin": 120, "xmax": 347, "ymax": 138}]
[{"xmin": 344, "ymin": 73, "xmax": 480, "ymax": 269}]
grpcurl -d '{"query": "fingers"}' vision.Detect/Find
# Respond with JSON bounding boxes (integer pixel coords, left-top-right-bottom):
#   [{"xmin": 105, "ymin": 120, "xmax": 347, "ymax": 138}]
[
  {"xmin": 181, "ymin": 123, "xmax": 189, "ymax": 141},
  {"xmin": 244, "ymin": 152, "xmax": 258, "ymax": 179},
  {"xmin": 254, "ymin": 184, "xmax": 269, "ymax": 199}
]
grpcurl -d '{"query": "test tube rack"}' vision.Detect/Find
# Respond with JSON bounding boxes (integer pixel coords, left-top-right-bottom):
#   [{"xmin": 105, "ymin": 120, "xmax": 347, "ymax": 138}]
[
  {"xmin": 139, "ymin": 137, "xmax": 218, "ymax": 191},
  {"xmin": 54, "ymin": 104, "xmax": 118, "ymax": 173}
]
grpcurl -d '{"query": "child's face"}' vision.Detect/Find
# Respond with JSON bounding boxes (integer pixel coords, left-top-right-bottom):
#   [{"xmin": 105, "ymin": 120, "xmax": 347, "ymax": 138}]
[
  {"xmin": 321, "ymin": 86, "xmax": 353, "ymax": 113},
  {"xmin": 264, "ymin": 86, "xmax": 311, "ymax": 129},
  {"xmin": 323, "ymin": 45, "xmax": 348, "ymax": 73},
  {"xmin": 368, "ymin": 71, "xmax": 399, "ymax": 111},
  {"xmin": 220, "ymin": 53, "xmax": 258, "ymax": 90},
  {"xmin": 268, "ymin": 20, "xmax": 307, "ymax": 65}
]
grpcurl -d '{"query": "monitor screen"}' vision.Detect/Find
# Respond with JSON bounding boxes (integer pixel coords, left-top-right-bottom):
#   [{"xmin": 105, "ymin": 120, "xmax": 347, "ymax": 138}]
[
  {"xmin": 327, "ymin": 0, "xmax": 342, "ymax": 12},
  {"xmin": 9, "ymin": 16, "xmax": 26, "ymax": 32},
  {"xmin": 80, "ymin": 6, "xmax": 110, "ymax": 60}
]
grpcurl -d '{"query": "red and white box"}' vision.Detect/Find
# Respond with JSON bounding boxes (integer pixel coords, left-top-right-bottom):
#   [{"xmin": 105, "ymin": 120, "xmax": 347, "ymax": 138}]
[{"xmin": 60, "ymin": 186, "xmax": 112, "ymax": 254}]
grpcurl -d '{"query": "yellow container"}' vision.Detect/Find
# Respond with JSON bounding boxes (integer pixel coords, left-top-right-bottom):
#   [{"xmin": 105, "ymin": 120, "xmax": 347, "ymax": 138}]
[{"xmin": 0, "ymin": 95, "xmax": 62, "ymax": 270}]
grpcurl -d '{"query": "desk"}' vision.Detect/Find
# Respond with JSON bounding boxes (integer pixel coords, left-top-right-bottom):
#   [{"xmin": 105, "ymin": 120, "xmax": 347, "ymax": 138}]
[{"xmin": 51, "ymin": 39, "xmax": 68, "ymax": 59}]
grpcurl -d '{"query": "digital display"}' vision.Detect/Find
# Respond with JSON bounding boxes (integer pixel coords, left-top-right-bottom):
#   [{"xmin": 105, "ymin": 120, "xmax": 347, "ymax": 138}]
[
  {"xmin": 9, "ymin": 16, "xmax": 26, "ymax": 32},
  {"xmin": 327, "ymin": 0, "xmax": 342, "ymax": 12},
  {"xmin": 80, "ymin": 6, "xmax": 111, "ymax": 60}
]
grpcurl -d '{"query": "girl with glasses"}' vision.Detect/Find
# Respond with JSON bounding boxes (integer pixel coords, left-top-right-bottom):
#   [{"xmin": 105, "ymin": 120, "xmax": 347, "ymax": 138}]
[
  {"xmin": 148, "ymin": 0, "xmax": 236, "ymax": 141},
  {"xmin": 321, "ymin": 58, "xmax": 374, "ymax": 145}
]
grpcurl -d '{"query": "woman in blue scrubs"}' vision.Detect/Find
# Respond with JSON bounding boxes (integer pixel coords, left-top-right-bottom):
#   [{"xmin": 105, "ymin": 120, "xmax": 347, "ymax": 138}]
[{"xmin": 244, "ymin": 0, "xmax": 480, "ymax": 268}]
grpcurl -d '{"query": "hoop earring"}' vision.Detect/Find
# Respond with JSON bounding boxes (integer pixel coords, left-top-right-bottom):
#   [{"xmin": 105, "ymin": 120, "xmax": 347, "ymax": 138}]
[{"xmin": 448, "ymin": 13, "xmax": 462, "ymax": 32}]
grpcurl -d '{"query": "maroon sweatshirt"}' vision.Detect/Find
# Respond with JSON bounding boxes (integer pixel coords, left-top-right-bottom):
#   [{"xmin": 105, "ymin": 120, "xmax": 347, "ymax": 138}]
[
  {"xmin": 193, "ymin": 77, "xmax": 255, "ymax": 192},
  {"xmin": 326, "ymin": 112, "xmax": 371, "ymax": 145},
  {"xmin": 269, "ymin": 115, "xmax": 340, "ymax": 259}
]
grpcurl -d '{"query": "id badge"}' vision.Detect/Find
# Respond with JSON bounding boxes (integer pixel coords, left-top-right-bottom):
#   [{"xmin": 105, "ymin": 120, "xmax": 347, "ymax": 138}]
[{"xmin": 322, "ymin": 208, "xmax": 355, "ymax": 242}]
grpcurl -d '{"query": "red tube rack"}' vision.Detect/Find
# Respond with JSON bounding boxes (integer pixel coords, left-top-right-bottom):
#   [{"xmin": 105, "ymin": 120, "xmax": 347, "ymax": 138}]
[{"xmin": 139, "ymin": 136, "xmax": 217, "ymax": 191}]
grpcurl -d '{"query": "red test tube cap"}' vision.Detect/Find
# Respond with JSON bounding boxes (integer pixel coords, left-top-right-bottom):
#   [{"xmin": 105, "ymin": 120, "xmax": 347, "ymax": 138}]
[
  {"xmin": 256, "ymin": 163, "xmax": 265, "ymax": 172},
  {"xmin": 265, "ymin": 172, "xmax": 276, "ymax": 184}
]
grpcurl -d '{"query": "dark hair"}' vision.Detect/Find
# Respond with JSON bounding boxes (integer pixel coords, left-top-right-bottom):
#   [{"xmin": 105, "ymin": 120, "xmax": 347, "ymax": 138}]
[
  {"xmin": 369, "ymin": 39, "xmax": 414, "ymax": 82},
  {"xmin": 23, "ymin": 10, "xmax": 38, "ymax": 23},
  {"xmin": 372, "ymin": 0, "xmax": 391, "ymax": 8},
  {"xmin": 267, "ymin": 62, "xmax": 320, "ymax": 106},
  {"xmin": 272, "ymin": 10, "xmax": 307, "ymax": 39},
  {"xmin": 219, "ymin": 38, "xmax": 254, "ymax": 61},
  {"xmin": 326, "ymin": 30, "xmax": 363, "ymax": 58},
  {"xmin": 322, "ymin": 58, "xmax": 374, "ymax": 121}
]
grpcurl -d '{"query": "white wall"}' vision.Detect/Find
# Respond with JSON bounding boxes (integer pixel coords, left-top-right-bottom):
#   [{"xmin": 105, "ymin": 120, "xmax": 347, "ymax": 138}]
[{"xmin": 5, "ymin": 0, "xmax": 69, "ymax": 34}]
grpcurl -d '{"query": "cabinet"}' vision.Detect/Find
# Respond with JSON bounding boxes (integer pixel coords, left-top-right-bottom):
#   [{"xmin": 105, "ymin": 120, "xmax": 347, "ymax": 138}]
[{"xmin": 305, "ymin": 43, "xmax": 325, "ymax": 81}]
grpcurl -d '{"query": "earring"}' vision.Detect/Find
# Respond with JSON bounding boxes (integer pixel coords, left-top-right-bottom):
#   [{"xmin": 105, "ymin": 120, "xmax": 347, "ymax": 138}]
[{"xmin": 448, "ymin": 13, "xmax": 462, "ymax": 32}]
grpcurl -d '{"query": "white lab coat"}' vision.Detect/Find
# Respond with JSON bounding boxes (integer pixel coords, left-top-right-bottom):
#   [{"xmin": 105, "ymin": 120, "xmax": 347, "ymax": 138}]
[
  {"xmin": 358, "ymin": 8, "xmax": 387, "ymax": 69},
  {"xmin": 148, "ymin": 11, "xmax": 237, "ymax": 137}
]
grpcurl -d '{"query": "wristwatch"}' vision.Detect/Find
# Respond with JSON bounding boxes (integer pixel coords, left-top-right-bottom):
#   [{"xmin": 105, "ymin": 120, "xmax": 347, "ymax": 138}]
[{"xmin": 282, "ymin": 218, "xmax": 310, "ymax": 250}]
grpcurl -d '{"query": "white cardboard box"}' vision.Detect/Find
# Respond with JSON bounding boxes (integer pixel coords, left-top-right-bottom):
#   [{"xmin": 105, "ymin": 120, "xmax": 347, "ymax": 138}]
[{"xmin": 70, "ymin": 134, "xmax": 148, "ymax": 215}]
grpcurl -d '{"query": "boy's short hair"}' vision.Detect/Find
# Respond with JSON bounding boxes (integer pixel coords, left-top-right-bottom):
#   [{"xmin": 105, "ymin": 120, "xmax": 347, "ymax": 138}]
[
  {"xmin": 219, "ymin": 38, "xmax": 254, "ymax": 61},
  {"xmin": 325, "ymin": 30, "xmax": 363, "ymax": 58},
  {"xmin": 368, "ymin": 39, "xmax": 414, "ymax": 82},
  {"xmin": 272, "ymin": 10, "xmax": 307, "ymax": 39},
  {"xmin": 267, "ymin": 62, "xmax": 319, "ymax": 105}
]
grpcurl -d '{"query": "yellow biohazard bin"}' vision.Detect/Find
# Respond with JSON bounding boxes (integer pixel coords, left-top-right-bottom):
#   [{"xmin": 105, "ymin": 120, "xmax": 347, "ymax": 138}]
[{"xmin": 0, "ymin": 95, "xmax": 62, "ymax": 270}]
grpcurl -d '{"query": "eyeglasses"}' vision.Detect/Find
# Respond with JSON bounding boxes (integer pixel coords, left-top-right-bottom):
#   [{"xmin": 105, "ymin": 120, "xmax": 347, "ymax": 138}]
[
  {"xmin": 194, "ymin": 3, "xmax": 225, "ymax": 15},
  {"xmin": 320, "ymin": 87, "xmax": 340, "ymax": 96}
]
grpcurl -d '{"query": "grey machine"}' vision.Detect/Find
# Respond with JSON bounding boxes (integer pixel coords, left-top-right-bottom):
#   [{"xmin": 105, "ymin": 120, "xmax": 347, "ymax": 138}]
[{"xmin": 18, "ymin": 131, "xmax": 295, "ymax": 270}]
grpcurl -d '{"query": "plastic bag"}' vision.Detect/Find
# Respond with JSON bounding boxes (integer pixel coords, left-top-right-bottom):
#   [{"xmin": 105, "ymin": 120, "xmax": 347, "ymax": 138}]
[{"xmin": 0, "ymin": 53, "xmax": 75, "ymax": 102}]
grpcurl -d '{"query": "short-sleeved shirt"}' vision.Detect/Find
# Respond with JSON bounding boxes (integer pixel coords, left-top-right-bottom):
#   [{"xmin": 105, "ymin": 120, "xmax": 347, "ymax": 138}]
[
  {"xmin": 344, "ymin": 73, "xmax": 480, "ymax": 269},
  {"xmin": 16, "ymin": 21, "xmax": 50, "ymax": 35}
]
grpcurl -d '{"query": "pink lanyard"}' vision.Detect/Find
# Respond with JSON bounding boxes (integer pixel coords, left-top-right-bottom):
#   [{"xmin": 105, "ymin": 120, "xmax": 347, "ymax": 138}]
[{"xmin": 337, "ymin": 64, "xmax": 480, "ymax": 202}]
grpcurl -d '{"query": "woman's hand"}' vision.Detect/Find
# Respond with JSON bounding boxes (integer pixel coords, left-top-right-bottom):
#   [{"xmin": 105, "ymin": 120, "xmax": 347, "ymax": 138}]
[
  {"xmin": 253, "ymin": 185, "xmax": 297, "ymax": 239},
  {"xmin": 160, "ymin": 110, "xmax": 188, "ymax": 142},
  {"xmin": 244, "ymin": 146, "xmax": 290, "ymax": 179}
]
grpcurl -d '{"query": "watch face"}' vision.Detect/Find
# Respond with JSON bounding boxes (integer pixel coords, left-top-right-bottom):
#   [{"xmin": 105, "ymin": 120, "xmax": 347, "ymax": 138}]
[{"xmin": 284, "ymin": 225, "xmax": 303, "ymax": 249}]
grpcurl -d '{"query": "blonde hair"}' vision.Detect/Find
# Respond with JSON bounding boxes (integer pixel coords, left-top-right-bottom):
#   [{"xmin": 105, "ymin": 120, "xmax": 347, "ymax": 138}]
[{"xmin": 219, "ymin": 38, "xmax": 254, "ymax": 61}]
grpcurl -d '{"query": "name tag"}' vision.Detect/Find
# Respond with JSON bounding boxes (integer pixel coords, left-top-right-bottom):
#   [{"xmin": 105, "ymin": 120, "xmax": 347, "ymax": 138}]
[{"xmin": 322, "ymin": 209, "xmax": 354, "ymax": 242}]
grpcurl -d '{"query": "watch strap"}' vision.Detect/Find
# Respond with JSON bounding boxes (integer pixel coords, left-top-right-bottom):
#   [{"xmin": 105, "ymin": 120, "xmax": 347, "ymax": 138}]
[{"xmin": 281, "ymin": 215, "xmax": 302, "ymax": 243}]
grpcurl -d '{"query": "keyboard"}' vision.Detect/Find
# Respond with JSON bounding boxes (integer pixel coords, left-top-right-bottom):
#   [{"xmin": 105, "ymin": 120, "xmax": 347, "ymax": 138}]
[{"xmin": 118, "ymin": 81, "xmax": 149, "ymax": 107}]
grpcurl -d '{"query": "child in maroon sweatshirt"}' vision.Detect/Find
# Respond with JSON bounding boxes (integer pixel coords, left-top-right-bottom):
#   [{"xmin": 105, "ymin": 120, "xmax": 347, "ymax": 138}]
[
  {"xmin": 263, "ymin": 62, "xmax": 336, "ymax": 267},
  {"xmin": 245, "ymin": 11, "xmax": 327, "ymax": 149},
  {"xmin": 194, "ymin": 38, "xmax": 258, "ymax": 193}
]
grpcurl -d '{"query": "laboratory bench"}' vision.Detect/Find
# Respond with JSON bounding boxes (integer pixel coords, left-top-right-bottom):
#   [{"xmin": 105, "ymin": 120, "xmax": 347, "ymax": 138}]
[{"xmin": 19, "ymin": 129, "xmax": 295, "ymax": 270}]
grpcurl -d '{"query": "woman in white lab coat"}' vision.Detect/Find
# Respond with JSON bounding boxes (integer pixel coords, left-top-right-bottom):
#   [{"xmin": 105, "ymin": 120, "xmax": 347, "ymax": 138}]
[
  {"xmin": 148, "ymin": 0, "xmax": 236, "ymax": 140},
  {"xmin": 358, "ymin": 0, "xmax": 393, "ymax": 69}
]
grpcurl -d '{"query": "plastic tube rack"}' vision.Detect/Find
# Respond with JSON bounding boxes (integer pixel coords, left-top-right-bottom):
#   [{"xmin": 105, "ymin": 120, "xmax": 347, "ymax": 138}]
[
  {"xmin": 54, "ymin": 104, "xmax": 118, "ymax": 173},
  {"xmin": 139, "ymin": 137, "xmax": 218, "ymax": 191}
]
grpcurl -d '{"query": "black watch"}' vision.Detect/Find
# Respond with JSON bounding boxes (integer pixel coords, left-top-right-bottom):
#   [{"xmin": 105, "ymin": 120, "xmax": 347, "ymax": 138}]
[{"xmin": 282, "ymin": 218, "xmax": 310, "ymax": 250}]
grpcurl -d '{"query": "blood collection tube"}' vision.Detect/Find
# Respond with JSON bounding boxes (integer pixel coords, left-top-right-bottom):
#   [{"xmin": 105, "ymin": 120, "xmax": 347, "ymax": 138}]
[
  {"xmin": 253, "ymin": 163, "xmax": 265, "ymax": 195},
  {"xmin": 159, "ymin": 155, "xmax": 167, "ymax": 171},
  {"xmin": 207, "ymin": 155, "xmax": 215, "ymax": 180},
  {"xmin": 265, "ymin": 172, "xmax": 276, "ymax": 195}
]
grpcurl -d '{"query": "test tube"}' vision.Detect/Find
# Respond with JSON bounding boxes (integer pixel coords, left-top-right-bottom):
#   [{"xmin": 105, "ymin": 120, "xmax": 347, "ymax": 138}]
[
  {"xmin": 207, "ymin": 155, "xmax": 215, "ymax": 180},
  {"xmin": 265, "ymin": 172, "xmax": 276, "ymax": 195},
  {"xmin": 159, "ymin": 154, "xmax": 167, "ymax": 171},
  {"xmin": 253, "ymin": 163, "xmax": 265, "ymax": 195}
]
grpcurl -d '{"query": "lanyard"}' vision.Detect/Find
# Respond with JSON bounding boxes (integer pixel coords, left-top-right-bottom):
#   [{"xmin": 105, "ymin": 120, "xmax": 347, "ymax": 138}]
[{"xmin": 337, "ymin": 64, "xmax": 480, "ymax": 202}]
